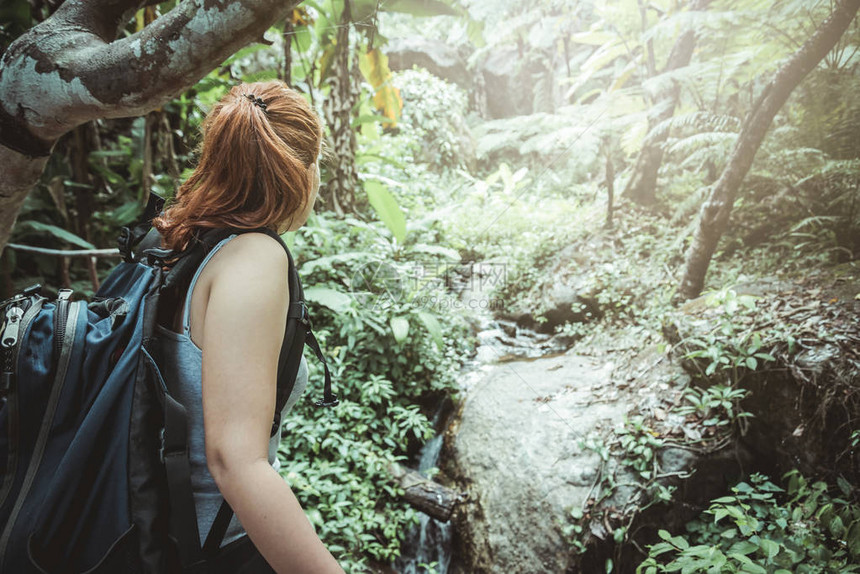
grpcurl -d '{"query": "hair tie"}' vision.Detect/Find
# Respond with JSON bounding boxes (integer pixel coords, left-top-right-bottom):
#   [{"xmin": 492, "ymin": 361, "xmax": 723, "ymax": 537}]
[{"xmin": 243, "ymin": 93, "xmax": 268, "ymax": 112}]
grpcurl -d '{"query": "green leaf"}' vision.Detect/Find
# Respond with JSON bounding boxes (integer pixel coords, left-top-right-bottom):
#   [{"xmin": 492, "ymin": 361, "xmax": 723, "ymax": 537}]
[
  {"xmin": 110, "ymin": 201, "xmax": 143, "ymax": 227},
  {"xmin": 729, "ymin": 540, "xmax": 759, "ymax": 555},
  {"xmin": 408, "ymin": 244, "xmax": 460, "ymax": 260},
  {"xmin": 847, "ymin": 520, "xmax": 860, "ymax": 555},
  {"xmin": 416, "ymin": 311, "xmax": 443, "ymax": 350},
  {"xmin": 759, "ymin": 538, "xmax": 779, "ymax": 559},
  {"xmin": 294, "ymin": 25, "xmax": 312, "ymax": 52},
  {"xmin": 305, "ymin": 286, "xmax": 353, "ymax": 313},
  {"xmin": 364, "ymin": 179, "xmax": 406, "ymax": 243},
  {"xmin": 745, "ymin": 356, "xmax": 757, "ymax": 370},
  {"xmin": 466, "ymin": 18, "xmax": 485, "ymax": 47},
  {"xmin": 280, "ymin": 231, "xmax": 296, "ymax": 250},
  {"xmin": 837, "ymin": 476, "xmax": 853, "ymax": 497},
  {"xmin": 390, "ymin": 316, "xmax": 409, "ymax": 342},
  {"xmin": 830, "ymin": 515, "xmax": 846, "ymax": 538},
  {"xmin": 570, "ymin": 30, "xmax": 616, "ymax": 45},
  {"xmin": 352, "ymin": 114, "xmax": 396, "ymax": 127},
  {"xmin": 15, "ymin": 221, "xmax": 96, "ymax": 249}
]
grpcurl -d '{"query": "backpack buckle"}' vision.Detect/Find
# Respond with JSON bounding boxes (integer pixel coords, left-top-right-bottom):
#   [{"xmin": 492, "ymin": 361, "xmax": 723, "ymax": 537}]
[
  {"xmin": 142, "ymin": 247, "xmax": 172, "ymax": 267},
  {"xmin": 314, "ymin": 393, "xmax": 339, "ymax": 408},
  {"xmin": 117, "ymin": 227, "xmax": 134, "ymax": 263},
  {"xmin": 300, "ymin": 302, "xmax": 312, "ymax": 328}
]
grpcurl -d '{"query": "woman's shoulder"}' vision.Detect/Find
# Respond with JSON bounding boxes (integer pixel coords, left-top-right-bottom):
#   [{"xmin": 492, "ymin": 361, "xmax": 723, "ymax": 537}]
[
  {"xmin": 215, "ymin": 231, "xmax": 288, "ymax": 269},
  {"xmin": 203, "ymin": 231, "xmax": 289, "ymax": 294}
]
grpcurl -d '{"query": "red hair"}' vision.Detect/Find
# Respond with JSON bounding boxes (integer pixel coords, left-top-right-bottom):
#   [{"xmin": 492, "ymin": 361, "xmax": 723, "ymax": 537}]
[{"xmin": 154, "ymin": 80, "xmax": 323, "ymax": 251}]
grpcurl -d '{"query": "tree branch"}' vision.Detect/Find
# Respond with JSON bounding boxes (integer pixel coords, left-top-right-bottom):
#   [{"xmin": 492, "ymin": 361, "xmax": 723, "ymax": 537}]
[
  {"xmin": 0, "ymin": 0, "xmax": 302, "ymax": 142},
  {"xmin": 58, "ymin": 0, "xmax": 147, "ymax": 43}
]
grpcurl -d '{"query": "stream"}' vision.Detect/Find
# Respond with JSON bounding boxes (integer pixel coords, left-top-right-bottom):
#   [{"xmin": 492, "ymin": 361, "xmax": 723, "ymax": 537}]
[
  {"xmin": 392, "ymin": 405, "xmax": 454, "ymax": 574},
  {"xmin": 394, "ymin": 262, "xmax": 573, "ymax": 573}
]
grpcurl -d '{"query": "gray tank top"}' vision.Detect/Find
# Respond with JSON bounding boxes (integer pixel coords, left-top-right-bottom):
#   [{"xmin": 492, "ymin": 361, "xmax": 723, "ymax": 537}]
[{"xmin": 156, "ymin": 234, "xmax": 308, "ymax": 547}]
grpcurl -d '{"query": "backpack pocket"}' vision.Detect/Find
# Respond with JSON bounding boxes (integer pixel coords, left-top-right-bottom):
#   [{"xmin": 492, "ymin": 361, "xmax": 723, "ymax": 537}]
[
  {"xmin": 21, "ymin": 296, "xmax": 144, "ymax": 573},
  {"xmin": 28, "ymin": 524, "xmax": 141, "ymax": 574}
]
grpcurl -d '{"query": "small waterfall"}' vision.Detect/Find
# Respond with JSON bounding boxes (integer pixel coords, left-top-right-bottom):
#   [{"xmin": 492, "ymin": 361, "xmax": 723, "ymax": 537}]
[{"xmin": 394, "ymin": 404, "xmax": 454, "ymax": 574}]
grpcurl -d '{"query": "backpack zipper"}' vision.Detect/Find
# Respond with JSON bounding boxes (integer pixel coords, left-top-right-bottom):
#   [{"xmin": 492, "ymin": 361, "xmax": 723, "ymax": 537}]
[
  {"xmin": 0, "ymin": 295, "xmax": 43, "ymax": 512},
  {"xmin": 53, "ymin": 289, "xmax": 73, "ymax": 362},
  {"xmin": 1, "ymin": 306, "xmax": 24, "ymax": 399},
  {"xmin": 0, "ymin": 296, "xmax": 76, "ymax": 569}
]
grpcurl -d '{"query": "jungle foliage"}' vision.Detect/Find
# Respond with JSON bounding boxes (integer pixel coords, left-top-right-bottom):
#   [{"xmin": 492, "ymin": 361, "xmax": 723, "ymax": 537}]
[{"xmin": 2, "ymin": 0, "xmax": 860, "ymax": 571}]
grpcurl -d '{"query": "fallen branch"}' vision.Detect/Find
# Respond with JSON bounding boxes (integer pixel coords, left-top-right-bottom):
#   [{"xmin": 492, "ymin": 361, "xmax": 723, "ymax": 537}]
[{"xmin": 388, "ymin": 463, "xmax": 465, "ymax": 522}]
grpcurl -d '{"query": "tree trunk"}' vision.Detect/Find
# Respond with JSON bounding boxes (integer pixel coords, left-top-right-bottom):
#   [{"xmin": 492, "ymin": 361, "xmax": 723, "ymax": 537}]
[
  {"xmin": 0, "ymin": 0, "xmax": 301, "ymax": 256},
  {"xmin": 0, "ymin": 148, "xmax": 50, "ymax": 250},
  {"xmin": 604, "ymin": 141, "xmax": 615, "ymax": 229},
  {"xmin": 677, "ymin": 0, "xmax": 860, "ymax": 300},
  {"xmin": 281, "ymin": 16, "xmax": 294, "ymax": 87},
  {"xmin": 624, "ymin": 0, "xmax": 710, "ymax": 206},
  {"xmin": 321, "ymin": 1, "xmax": 359, "ymax": 216}
]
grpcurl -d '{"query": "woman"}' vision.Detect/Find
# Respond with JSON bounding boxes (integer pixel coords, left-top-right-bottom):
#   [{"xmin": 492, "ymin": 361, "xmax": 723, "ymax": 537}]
[{"xmin": 153, "ymin": 80, "xmax": 343, "ymax": 573}]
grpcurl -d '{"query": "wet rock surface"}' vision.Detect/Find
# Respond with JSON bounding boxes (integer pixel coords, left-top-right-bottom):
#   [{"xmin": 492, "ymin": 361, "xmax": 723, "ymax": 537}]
[{"xmin": 445, "ymin": 352, "xmax": 627, "ymax": 574}]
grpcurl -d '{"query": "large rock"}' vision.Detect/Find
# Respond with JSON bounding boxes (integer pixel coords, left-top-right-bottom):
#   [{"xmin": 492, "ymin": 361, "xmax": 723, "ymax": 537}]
[
  {"xmin": 444, "ymin": 353, "xmax": 628, "ymax": 574},
  {"xmin": 497, "ymin": 243, "xmax": 607, "ymax": 335},
  {"xmin": 442, "ymin": 321, "xmax": 743, "ymax": 573},
  {"xmin": 500, "ymin": 280, "xmax": 601, "ymax": 335},
  {"xmin": 385, "ymin": 37, "xmax": 557, "ymax": 119},
  {"xmin": 386, "ymin": 37, "xmax": 472, "ymax": 89},
  {"xmin": 478, "ymin": 46, "xmax": 534, "ymax": 119},
  {"xmin": 667, "ymin": 274, "xmax": 860, "ymax": 482}
]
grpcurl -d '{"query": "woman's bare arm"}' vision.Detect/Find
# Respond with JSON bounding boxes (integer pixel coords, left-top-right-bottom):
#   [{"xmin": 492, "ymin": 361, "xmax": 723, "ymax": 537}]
[{"xmin": 198, "ymin": 233, "xmax": 343, "ymax": 574}]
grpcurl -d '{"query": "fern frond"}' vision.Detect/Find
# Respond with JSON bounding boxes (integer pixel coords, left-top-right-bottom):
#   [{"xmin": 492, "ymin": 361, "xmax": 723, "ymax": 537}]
[
  {"xmin": 647, "ymin": 111, "xmax": 741, "ymax": 145},
  {"xmin": 666, "ymin": 131, "xmax": 737, "ymax": 158},
  {"xmin": 765, "ymin": 147, "xmax": 828, "ymax": 177},
  {"xmin": 678, "ymin": 145, "xmax": 731, "ymax": 172}
]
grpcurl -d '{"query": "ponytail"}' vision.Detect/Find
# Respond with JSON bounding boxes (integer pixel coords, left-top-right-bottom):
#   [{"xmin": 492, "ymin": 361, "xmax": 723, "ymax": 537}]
[{"xmin": 154, "ymin": 81, "xmax": 322, "ymax": 251}]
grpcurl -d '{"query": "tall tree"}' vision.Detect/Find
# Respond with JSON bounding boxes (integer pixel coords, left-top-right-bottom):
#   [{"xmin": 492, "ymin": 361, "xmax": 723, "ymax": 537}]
[
  {"xmin": 677, "ymin": 0, "xmax": 860, "ymax": 300},
  {"xmin": 624, "ymin": 0, "xmax": 711, "ymax": 206},
  {"xmin": 321, "ymin": 0, "xmax": 359, "ymax": 216},
  {"xmin": 0, "ymin": 0, "xmax": 302, "ymax": 255}
]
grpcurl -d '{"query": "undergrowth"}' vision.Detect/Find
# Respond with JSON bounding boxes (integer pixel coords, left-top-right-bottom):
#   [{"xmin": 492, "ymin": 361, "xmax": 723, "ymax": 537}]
[
  {"xmin": 637, "ymin": 471, "xmax": 860, "ymax": 573},
  {"xmin": 277, "ymin": 212, "xmax": 474, "ymax": 571}
]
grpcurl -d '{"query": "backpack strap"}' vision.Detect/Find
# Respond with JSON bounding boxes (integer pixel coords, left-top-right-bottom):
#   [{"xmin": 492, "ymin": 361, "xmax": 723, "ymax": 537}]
[{"xmin": 202, "ymin": 228, "xmax": 338, "ymax": 558}]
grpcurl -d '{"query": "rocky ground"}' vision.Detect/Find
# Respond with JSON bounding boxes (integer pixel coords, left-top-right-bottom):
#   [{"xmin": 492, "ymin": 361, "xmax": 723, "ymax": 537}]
[{"xmin": 438, "ymin": 265, "xmax": 860, "ymax": 574}]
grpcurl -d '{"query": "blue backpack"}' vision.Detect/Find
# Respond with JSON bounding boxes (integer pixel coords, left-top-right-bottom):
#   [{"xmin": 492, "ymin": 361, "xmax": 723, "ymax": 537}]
[{"xmin": 0, "ymin": 195, "xmax": 338, "ymax": 573}]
